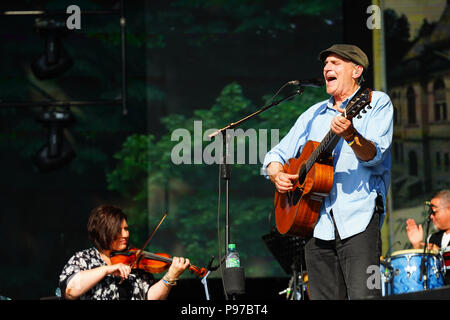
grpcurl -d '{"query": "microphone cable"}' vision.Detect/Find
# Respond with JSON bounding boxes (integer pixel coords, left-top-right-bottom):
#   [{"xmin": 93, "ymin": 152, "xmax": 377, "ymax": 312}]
[
  {"xmin": 216, "ymin": 161, "xmax": 229, "ymax": 300},
  {"xmin": 263, "ymin": 81, "xmax": 297, "ymax": 110}
]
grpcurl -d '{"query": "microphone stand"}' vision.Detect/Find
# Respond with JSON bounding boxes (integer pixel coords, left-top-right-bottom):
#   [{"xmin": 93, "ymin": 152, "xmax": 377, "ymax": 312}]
[
  {"xmin": 209, "ymin": 86, "xmax": 305, "ymax": 255},
  {"xmin": 208, "ymin": 86, "xmax": 305, "ymax": 299},
  {"xmin": 419, "ymin": 213, "xmax": 432, "ymax": 289},
  {"xmin": 201, "ymin": 255, "xmax": 226, "ymax": 300}
]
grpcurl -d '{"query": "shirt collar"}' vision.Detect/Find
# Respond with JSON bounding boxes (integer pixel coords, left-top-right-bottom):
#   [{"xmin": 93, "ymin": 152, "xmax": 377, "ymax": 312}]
[{"xmin": 323, "ymin": 86, "xmax": 361, "ymax": 113}]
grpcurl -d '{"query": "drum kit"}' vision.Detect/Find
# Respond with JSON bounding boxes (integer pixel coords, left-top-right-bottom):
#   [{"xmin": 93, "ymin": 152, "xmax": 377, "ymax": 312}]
[{"xmin": 380, "ymin": 247, "xmax": 450, "ymax": 296}]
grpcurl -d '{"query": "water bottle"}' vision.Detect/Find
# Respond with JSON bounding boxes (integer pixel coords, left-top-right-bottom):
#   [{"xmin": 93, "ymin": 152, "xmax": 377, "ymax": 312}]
[{"xmin": 226, "ymin": 243, "xmax": 240, "ymax": 268}]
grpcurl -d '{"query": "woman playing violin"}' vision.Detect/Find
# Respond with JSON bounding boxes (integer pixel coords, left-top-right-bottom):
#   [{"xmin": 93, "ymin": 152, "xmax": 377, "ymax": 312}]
[{"xmin": 58, "ymin": 205, "xmax": 190, "ymax": 300}]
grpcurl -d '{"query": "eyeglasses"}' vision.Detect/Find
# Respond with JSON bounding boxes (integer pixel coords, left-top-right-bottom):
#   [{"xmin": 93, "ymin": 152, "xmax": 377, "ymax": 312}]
[{"xmin": 425, "ymin": 201, "xmax": 445, "ymax": 214}]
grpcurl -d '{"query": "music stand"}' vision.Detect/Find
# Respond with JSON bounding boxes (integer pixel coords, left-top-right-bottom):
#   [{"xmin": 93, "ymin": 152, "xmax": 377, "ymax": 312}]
[{"xmin": 262, "ymin": 230, "xmax": 308, "ymax": 300}]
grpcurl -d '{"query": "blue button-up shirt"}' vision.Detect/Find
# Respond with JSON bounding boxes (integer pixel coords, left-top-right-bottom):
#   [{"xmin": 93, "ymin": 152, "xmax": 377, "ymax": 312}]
[{"xmin": 263, "ymin": 88, "xmax": 393, "ymax": 240}]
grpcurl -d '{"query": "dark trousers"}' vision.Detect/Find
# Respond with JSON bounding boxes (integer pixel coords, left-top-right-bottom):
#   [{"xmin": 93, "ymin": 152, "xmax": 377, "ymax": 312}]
[{"xmin": 305, "ymin": 208, "xmax": 382, "ymax": 300}]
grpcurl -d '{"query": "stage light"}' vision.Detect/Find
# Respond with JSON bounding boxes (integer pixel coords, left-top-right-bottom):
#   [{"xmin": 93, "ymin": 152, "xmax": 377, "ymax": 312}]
[
  {"xmin": 34, "ymin": 107, "xmax": 76, "ymax": 172},
  {"xmin": 31, "ymin": 18, "xmax": 73, "ymax": 80}
]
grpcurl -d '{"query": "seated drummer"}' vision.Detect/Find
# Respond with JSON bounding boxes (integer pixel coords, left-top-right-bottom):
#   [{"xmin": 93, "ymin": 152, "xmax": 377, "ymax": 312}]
[{"xmin": 406, "ymin": 189, "xmax": 450, "ymax": 284}]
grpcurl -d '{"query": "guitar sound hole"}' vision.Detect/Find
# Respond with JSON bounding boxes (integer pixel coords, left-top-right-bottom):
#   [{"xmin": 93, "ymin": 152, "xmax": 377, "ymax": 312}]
[
  {"xmin": 298, "ymin": 166, "xmax": 306, "ymax": 185},
  {"xmin": 287, "ymin": 187, "xmax": 303, "ymax": 206}
]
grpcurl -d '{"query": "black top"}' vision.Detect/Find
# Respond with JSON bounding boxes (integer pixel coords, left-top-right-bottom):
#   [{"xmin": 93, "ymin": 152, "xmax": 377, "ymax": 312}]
[{"xmin": 428, "ymin": 230, "xmax": 450, "ymax": 285}]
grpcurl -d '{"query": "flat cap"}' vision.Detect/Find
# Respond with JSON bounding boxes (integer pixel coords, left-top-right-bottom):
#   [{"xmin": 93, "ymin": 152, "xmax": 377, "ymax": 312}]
[{"xmin": 319, "ymin": 44, "xmax": 369, "ymax": 69}]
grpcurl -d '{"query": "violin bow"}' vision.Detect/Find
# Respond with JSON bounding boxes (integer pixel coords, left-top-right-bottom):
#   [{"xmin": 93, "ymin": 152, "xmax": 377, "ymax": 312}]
[{"xmin": 132, "ymin": 211, "xmax": 167, "ymax": 268}]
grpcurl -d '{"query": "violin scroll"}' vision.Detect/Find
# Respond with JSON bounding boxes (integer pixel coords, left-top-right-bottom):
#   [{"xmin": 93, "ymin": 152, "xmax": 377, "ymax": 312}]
[{"xmin": 188, "ymin": 264, "xmax": 207, "ymax": 278}]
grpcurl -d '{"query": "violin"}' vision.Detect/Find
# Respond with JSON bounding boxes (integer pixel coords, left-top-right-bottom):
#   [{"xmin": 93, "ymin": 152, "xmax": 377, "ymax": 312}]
[{"xmin": 110, "ymin": 247, "xmax": 207, "ymax": 278}]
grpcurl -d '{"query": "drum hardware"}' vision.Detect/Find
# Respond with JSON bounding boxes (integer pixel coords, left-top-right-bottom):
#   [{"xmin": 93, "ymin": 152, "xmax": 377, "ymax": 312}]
[
  {"xmin": 279, "ymin": 270, "xmax": 309, "ymax": 300},
  {"xmin": 402, "ymin": 254, "xmax": 415, "ymax": 278},
  {"xmin": 405, "ymin": 264, "xmax": 416, "ymax": 279},
  {"xmin": 380, "ymin": 259, "xmax": 393, "ymax": 297},
  {"xmin": 420, "ymin": 202, "xmax": 435, "ymax": 289},
  {"xmin": 432, "ymin": 257, "xmax": 442, "ymax": 279},
  {"xmin": 379, "ymin": 241, "xmax": 400, "ymax": 297}
]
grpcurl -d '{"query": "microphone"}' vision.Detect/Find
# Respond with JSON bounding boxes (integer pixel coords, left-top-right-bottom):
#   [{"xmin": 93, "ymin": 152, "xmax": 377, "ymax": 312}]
[
  {"xmin": 288, "ymin": 78, "xmax": 325, "ymax": 87},
  {"xmin": 425, "ymin": 201, "xmax": 434, "ymax": 221}
]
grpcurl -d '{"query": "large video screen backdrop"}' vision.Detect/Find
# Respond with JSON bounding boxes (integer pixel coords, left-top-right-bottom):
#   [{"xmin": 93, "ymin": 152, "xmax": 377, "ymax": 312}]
[{"xmin": 0, "ymin": 0, "xmax": 344, "ymax": 299}]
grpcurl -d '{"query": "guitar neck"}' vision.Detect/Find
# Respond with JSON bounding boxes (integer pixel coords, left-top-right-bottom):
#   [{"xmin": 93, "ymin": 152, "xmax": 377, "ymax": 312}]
[{"xmin": 302, "ymin": 130, "xmax": 339, "ymax": 176}]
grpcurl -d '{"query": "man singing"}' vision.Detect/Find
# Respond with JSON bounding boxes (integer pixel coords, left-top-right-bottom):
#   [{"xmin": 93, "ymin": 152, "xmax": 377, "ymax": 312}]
[{"xmin": 263, "ymin": 44, "xmax": 393, "ymax": 299}]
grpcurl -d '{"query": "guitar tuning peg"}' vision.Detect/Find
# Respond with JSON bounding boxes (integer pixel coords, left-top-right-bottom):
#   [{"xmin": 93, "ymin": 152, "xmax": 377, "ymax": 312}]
[
  {"xmin": 367, "ymin": 105, "xmax": 372, "ymax": 109},
  {"xmin": 362, "ymin": 110, "xmax": 367, "ymax": 113},
  {"xmin": 357, "ymin": 115, "xmax": 362, "ymax": 119}
]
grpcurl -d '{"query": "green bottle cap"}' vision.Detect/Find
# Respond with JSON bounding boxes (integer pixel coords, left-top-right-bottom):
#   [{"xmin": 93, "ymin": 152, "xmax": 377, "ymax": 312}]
[{"xmin": 228, "ymin": 243, "xmax": 236, "ymax": 250}]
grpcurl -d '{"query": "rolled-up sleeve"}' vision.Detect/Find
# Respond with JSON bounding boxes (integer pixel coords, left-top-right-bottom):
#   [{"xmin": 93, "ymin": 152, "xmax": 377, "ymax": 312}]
[
  {"xmin": 358, "ymin": 92, "xmax": 393, "ymax": 167},
  {"xmin": 262, "ymin": 115, "xmax": 308, "ymax": 178}
]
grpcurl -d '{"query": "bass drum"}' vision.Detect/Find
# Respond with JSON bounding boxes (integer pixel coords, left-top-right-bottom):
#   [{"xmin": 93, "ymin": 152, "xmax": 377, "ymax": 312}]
[{"xmin": 380, "ymin": 257, "xmax": 392, "ymax": 296}]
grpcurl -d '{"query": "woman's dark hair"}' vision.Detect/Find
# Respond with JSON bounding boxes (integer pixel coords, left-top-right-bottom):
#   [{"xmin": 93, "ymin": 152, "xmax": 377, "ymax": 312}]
[{"xmin": 87, "ymin": 205, "xmax": 127, "ymax": 251}]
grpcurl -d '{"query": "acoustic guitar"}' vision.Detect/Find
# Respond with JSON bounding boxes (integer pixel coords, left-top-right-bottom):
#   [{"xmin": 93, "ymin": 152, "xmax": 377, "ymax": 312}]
[{"xmin": 274, "ymin": 88, "xmax": 373, "ymax": 237}]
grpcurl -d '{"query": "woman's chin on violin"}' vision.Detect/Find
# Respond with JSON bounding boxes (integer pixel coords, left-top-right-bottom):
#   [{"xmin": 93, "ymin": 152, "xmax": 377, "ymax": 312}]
[{"xmin": 58, "ymin": 205, "xmax": 192, "ymax": 300}]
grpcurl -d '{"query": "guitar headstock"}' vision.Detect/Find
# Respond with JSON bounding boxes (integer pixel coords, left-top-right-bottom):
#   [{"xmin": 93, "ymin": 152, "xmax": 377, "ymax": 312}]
[{"xmin": 344, "ymin": 88, "xmax": 373, "ymax": 121}]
